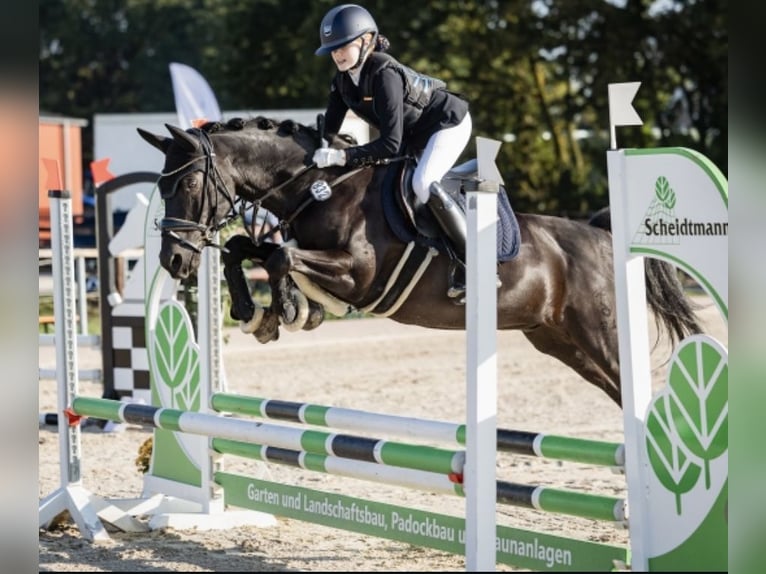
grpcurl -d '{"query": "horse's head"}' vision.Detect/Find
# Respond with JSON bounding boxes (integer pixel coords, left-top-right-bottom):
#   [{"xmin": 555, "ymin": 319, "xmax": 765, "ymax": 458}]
[
  {"xmin": 137, "ymin": 123, "xmax": 241, "ymax": 278},
  {"xmin": 138, "ymin": 118, "xmax": 356, "ymax": 279}
]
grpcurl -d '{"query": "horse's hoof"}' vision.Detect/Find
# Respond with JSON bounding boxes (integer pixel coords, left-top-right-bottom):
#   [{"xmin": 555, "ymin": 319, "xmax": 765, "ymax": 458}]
[
  {"xmin": 282, "ymin": 302, "xmax": 297, "ymax": 324},
  {"xmin": 253, "ymin": 313, "xmax": 281, "ymax": 343},
  {"xmin": 303, "ymin": 303, "xmax": 325, "ymax": 331},
  {"xmin": 280, "ymin": 289, "xmax": 309, "ymax": 332},
  {"xmin": 239, "ymin": 306, "xmax": 264, "ymax": 334},
  {"xmin": 254, "ymin": 328, "xmax": 279, "ymax": 344}
]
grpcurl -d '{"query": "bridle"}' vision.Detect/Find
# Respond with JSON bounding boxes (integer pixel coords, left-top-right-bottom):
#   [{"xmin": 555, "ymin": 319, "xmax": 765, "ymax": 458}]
[{"xmin": 156, "ymin": 128, "xmax": 239, "ymax": 253}]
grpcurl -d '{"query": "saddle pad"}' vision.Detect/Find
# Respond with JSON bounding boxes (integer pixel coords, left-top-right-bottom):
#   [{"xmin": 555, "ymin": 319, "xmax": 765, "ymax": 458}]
[
  {"xmin": 381, "ymin": 165, "xmax": 521, "ymax": 262},
  {"xmin": 455, "ymin": 186, "xmax": 520, "ymax": 262}
]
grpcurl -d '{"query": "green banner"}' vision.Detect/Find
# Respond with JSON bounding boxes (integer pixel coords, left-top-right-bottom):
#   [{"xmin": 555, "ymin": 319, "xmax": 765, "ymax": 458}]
[{"xmin": 216, "ymin": 473, "xmax": 626, "ymax": 571}]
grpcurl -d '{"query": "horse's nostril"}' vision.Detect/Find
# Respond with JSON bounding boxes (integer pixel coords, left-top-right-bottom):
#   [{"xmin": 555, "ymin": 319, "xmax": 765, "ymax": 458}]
[{"xmin": 170, "ymin": 253, "xmax": 185, "ymax": 277}]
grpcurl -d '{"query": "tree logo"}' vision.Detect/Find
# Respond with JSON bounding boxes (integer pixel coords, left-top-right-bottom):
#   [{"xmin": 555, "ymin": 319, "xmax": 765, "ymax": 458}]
[
  {"xmin": 645, "ymin": 334, "xmax": 728, "ymax": 514},
  {"xmin": 633, "ymin": 175, "xmax": 727, "ymax": 244}
]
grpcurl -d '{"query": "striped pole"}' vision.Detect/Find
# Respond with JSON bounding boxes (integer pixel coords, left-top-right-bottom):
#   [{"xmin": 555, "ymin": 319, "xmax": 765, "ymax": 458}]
[
  {"xmin": 72, "ymin": 397, "xmax": 464, "ymax": 475},
  {"xmin": 210, "ymin": 394, "xmax": 625, "ymax": 468},
  {"xmin": 496, "ymin": 482, "xmax": 625, "ymax": 523},
  {"xmin": 212, "ymin": 438, "xmax": 625, "ymax": 523},
  {"xmin": 72, "ymin": 397, "xmax": 626, "ymax": 524},
  {"xmin": 212, "ymin": 439, "xmax": 463, "ymax": 496}
]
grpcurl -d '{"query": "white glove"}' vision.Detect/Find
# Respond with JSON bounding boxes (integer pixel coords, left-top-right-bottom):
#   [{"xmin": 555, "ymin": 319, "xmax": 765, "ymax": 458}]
[{"xmin": 313, "ymin": 147, "xmax": 346, "ymax": 168}]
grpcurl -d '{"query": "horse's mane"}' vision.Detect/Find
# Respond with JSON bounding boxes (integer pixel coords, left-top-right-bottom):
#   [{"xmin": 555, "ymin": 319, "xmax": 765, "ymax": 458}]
[{"xmin": 197, "ymin": 116, "xmax": 358, "ymax": 146}]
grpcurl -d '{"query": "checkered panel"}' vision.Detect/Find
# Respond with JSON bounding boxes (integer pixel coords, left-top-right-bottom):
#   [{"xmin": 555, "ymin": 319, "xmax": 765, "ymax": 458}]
[{"xmin": 110, "ymin": 310, "xmax": 149, "ymax": 398}]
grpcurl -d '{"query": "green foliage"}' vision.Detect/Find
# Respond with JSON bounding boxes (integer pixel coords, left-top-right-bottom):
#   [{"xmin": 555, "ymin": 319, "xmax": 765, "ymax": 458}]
[
  {"xmin": 38, "ymin": 294, "xmax": 101, "ymax": 334},
  {"xmin": 40, "ymin": 0, "xmax": 726, "ymax": 216}
]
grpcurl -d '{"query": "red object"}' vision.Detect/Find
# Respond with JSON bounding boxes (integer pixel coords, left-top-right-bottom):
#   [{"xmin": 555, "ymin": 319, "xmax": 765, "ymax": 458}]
[
  {"xmin": 448, "ymin": 473, "xmax": 464, "ymax": 484},
  {"xmin": 191, "ymin": 118, "xmax": 208, "ymax": 128},
  {"xmin": 90, "ymin": 157, "xmax": 116, "ymax": 186},
  {"xmin": 63, "ymin": 407, "xmax": 84, "ymax": 427}
]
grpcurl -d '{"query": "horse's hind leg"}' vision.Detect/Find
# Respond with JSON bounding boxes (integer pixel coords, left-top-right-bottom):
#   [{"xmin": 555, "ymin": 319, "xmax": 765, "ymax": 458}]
[{"xmin": 522, "ymin": 326, "xmax": 622, "ymax": 406}]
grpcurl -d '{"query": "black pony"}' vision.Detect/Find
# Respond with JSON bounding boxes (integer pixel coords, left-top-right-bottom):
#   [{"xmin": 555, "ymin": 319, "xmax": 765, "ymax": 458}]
[{"xmin": 138, "ymin": 117, "xmax": 701, "ymax": 406}]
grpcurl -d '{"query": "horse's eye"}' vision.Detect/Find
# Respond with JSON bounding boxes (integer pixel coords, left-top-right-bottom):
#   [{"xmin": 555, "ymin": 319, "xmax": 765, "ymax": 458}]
[{"xmin": 185, "ymin": 177, "xmax": 199, "ymax": 190}]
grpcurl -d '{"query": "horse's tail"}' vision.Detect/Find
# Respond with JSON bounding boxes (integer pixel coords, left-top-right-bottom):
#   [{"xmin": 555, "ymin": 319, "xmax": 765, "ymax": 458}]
[{"xmin": 588, "ymin": 207, "xmax": 703, "ymax": 345}]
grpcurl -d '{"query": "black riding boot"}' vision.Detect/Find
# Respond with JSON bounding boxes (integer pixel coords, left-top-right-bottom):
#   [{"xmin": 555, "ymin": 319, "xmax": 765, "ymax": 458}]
[{"xmin": 427, "ymin": 182, "xmax": 467, "ymax": 301}]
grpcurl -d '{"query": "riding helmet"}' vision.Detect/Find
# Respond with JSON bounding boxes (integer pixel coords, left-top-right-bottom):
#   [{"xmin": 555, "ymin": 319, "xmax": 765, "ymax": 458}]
[{"xmin": 315, "ymin": 4, "xmax": 378, "ymax": 55}]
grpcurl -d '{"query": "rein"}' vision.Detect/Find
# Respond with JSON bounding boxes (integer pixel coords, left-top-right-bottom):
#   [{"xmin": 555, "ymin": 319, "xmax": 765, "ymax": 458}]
[
  {"xmin": 244, "ymin": 154, "xmax": 412, "ymax": 246},
  {"xmin": 159, "ymin": 126, "xmax": 410, "ymax": 253},
  {"xmin": 243, "ymin": 165, "xmax": 368, "ymax": 246},
  {"xmin": 240, "ymin": 162, "xmax": 317, "ymax": 245}
]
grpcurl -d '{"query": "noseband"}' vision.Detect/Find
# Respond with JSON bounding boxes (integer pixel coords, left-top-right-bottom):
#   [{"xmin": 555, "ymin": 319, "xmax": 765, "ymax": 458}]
[{"xmin": 157, "ymin": 128, "xmax": 238, "ymax": 253}]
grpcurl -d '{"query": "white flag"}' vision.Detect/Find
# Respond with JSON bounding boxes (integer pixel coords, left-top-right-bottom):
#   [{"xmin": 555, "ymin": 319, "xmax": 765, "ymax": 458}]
[
  {"xmin": 476, "ymin": 137, "xmax": 504, "ymax": 185},
  {"xmin": 169, "ymin": 62, "xmax": 222, "ymax": 129},
  {"xmin": 608, "ymin": 82, "xmax": 643, "ymax": 127}
]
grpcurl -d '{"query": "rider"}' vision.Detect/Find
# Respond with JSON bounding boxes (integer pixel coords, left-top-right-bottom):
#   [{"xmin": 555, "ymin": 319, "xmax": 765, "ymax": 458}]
[{"xmin": 312, "ymin": 3, "xmax": 472, "ymax": 302}]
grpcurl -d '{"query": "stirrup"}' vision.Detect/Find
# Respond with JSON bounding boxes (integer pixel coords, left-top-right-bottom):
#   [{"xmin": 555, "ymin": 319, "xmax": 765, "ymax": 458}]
[
  {"xmin": 447, "ymin": 262, "xmax": 466, "ymax": 301},
  {"xmin": 447, "ymin": 284, "xmax": 466, "ymax": 299},
  {"xmin": 446, "ymin": 275, "xmax": 501, "ymax": 302},
  {"xmin": 448, "ymin": 290, "xmax": 466, "ymax": 306}
]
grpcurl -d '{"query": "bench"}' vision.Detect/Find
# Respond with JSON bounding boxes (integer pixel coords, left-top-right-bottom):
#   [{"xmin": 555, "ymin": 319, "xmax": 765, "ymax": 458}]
[
  {"xmin": 39, "ymin": 314, "xmax": 80, "ymax": 333},
  {"xmin": 39, "ymin": 315, "xmax": 56, "ymax": 333}
]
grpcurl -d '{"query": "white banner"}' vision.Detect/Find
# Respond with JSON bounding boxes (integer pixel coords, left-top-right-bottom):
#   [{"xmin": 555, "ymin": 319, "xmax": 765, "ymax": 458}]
[{"xmin": 169, "ymin": 62, "xmax": 222, "ymax": 128}]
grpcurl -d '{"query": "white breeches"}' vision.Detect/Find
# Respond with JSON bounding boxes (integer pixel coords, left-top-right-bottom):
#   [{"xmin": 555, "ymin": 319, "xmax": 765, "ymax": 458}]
[{"xmin": 412, "ymin": 111, "xmax": 473, "ymax": 203}]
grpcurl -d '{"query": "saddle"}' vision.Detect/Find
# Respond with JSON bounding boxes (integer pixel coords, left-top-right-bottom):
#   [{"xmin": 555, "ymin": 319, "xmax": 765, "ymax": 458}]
[{"xmin": 381, "ymin": 158, "xmax": 521, "ymax": 262}]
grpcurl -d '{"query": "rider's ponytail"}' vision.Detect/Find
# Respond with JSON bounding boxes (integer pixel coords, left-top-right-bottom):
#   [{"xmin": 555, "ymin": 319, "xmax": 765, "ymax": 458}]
[{"xmin": 375, "ymin": 34, "xmax": 390, "ymax": 53}]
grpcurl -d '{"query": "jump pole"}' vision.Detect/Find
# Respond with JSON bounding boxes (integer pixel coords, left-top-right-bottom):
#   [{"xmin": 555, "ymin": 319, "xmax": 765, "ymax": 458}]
[
  {"xmin": 209, "ymin": 393, "xmax": 625, "ymax": 469},
  {"xmin": 71, "ymin": 395, "xmax": 627, "ymax": 523}
]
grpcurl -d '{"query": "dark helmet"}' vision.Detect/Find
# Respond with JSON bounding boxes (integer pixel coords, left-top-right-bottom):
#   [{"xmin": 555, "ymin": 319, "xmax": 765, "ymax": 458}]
[{"xmin": 315, "ymin": 4, "xmax": 378, "ymax": 56}]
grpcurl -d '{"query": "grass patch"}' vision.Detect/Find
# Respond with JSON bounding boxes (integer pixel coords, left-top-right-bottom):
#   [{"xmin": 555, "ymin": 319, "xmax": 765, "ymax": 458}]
[{"xmin": 38, "ymin": 294, "xmax": 102, "ymax": 334}]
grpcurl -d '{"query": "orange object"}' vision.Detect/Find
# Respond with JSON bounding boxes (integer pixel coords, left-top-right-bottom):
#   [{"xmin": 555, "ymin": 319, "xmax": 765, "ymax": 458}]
[
  {"xmin": 39, "ymin": 116, "xmax": 88, "ymax": 246},
  {"xmin": 41, "ymin": 158, "xmax": 62, "ymax": 190},
  {"xmin": 90, "ymin": 157, "xmax": 116, "ymax": 186}
]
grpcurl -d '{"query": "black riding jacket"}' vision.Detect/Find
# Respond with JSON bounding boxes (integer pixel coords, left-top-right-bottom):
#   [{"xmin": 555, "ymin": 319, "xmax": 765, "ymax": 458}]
[{"xmin": 323, "ymin": 52, "xmax": 469, "ymax": 167}]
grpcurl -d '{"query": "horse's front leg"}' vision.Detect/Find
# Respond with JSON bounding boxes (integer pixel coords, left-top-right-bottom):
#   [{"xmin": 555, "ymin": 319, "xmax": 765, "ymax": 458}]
[{"xmin": 221, "ymin": 235, "xmax": 281, "ymax": 338}]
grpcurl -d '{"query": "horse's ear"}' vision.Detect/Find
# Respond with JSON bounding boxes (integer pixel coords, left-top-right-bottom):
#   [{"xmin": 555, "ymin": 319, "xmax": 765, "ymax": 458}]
[
  {"xmin": 165, "ymin": 124, "xmax": 199, "ymax": 152},
  {"xmin": 137, "ymin": 128, "xmax": 171, "ymax": 154}
]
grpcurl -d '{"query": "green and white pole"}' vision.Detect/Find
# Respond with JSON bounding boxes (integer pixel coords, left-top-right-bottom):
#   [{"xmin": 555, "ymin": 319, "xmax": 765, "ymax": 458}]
[
  {"xmin": 70, "ymin": 396, "xmax": 626, "ymax": 523},
  {"xmin": 211, "ymin": 393, "xmax": 625, "ymax": 468},
  {"xmin": 73, "ymin": 397, "xmax": 465, "ymax": 475}
]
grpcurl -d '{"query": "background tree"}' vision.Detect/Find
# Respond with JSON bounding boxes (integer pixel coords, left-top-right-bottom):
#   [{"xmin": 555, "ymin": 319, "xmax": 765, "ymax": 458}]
[{"xmin": 39, "ymin": 0, "xmax": 727, "ymax": 216}]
